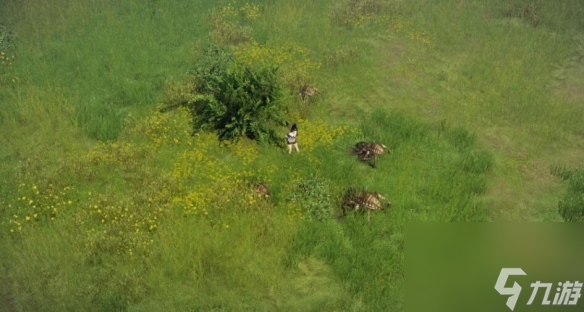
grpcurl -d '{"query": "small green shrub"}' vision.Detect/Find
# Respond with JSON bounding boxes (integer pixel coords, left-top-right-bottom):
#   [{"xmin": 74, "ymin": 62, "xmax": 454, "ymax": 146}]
[
  {"xmin": 559, "ymin": 168, "xmax": 584, "ymax": 222},
  {"xmin": 287, "ymin": 178, "xmax": 333, "ymax": 222},
  {"xmin": 0, "ymin": 25, "xmax": 16, "ymax": 52},
  {"xmin": 192, "ymin": 44, "xmax": 235, "ymax": 91},
  {"xmin": 163, "ymin": 45, "xmax": 287, "ymax": 143}
]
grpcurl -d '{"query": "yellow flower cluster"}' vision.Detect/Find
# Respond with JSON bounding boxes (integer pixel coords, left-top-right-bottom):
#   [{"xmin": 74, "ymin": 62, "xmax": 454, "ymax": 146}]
[
  {"xmin": 218, "ymin": 2, "xmax": 261, "ymax": 21},
  {"xmin": 341, "ymin": 12, "xmax": 378, "ymax": 28},
  {"xmin": 209, "ymin": 2, "xmax": 261, "ymax": 45},
  {"xmin": 83, "ymin": 141, "xmax": 149, "ymax": 167},
  {"xmin": 2, "ymin": 183, "xmax": 73, "ymax": 234},
  {"xmin": 286, "ymin": 202, "xmax": 304, "ymax": 222},
  {"xmin": 219, "ymin": 2, "xmax": 238, "ymax": 18},
  {"xmin": 407, "ymin": 30, "xmax": 431, "ymax": 46},
  {"xmin": 230, "ymin": 138, "xmax": 258, "ymax": 165},
  {"xmin": 296, "ymin": 118, "xmax": 350, "ymax": 152},
  {"xmin": 390, "ymin": 16, "xmax": 433, "ymax": 46},
  {"xmin": 83, "ymin": 195, "xmax": 162, "ymax": 232},
  {"xmin": 170, "ymin": 132, "xmax": 232, "ymax": 186},
  {"xmin": 172, "ymin": 177, "xmax": 263, "ymax": 219},
  {"xmin": 166, "ymin": 125, "xmax": 285, "ymax": 225},
  {"xmin": 1, "ymin": 98, "xmax": 355, "ymax": 255},
  {"xmin": 129, "ymin": 105, "xmax": 192, "ymax": 150},
  {"xmin": 52, "ymin": 110, "xmax": 184, "ymax": 254},
  {"xmin": 240, "ymin": 2, "xmax": 261, "ymax": 20},
  {"xmin": 76, "ymin": 176, "xmax": 175, "ymax": 257},
  {"xmin": 234, "ymin": 40, "xmax": 315, "ymax": 68},
  {"xmin": 234, "ymin": 39, "xmax": 321, "ymax": 87}
]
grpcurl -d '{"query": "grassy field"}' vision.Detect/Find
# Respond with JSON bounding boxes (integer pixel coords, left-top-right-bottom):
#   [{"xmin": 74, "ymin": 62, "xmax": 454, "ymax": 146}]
[{"xmin": 1, "ymin": 0, "xmax": 583, "ymax": 310}]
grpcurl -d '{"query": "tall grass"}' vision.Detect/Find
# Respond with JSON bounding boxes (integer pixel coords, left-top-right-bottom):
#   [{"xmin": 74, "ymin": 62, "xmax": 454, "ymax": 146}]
[
  {"xmin": 1, "ymin": 0, "xmax": 583, "ymax": 310},
  {"xmin": 0, "ymin": 0, "xmax": 213, "ymax": 142},
  {"xmin": 302, "ymin": 0, "xmax": 584, "ymax": 221},
  {"xmin": 0, "ymin": 105, "xmax": 491, "ymax": 310}
]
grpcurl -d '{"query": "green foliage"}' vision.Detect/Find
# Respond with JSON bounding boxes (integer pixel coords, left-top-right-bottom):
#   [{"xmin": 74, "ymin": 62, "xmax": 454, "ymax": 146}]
[
  {"xmin": 287, "ymin": 178, "xmax": 333, "ymax": 222},
  {"xmin": 361, "ymin": 109, "xmax": 426, "ymax": 149},
  {"xmin": 0, "ymin": 24, "xmax": 17, "ymax": 90},
  {"xmin": 192, "ymin": 44, "xmax": 235, "ymax": 91},
  {"xmin": 185, "ymin": 45, "xmax": 287, "ymax": 143},
  {"xmin": 76, "ymin": 100, "xmax": 129, "ymax": 141},
  {"xmin": 0, "ymin": 25, "xmax": 16, "ymax": 52},
  {"xmin": 559, "ymin": 168, "xmax": 584, "ymax": 222},
  {"xmin": 460, "ymin": 150, "xmax": 493, "ymax": 175},
  {"xmin": 1, "ymin": 0, "xmax": 584, "ymax": 310},
  {"xmin": 446, "ymin": 127, "xmax": 477, "ymax": 151}
]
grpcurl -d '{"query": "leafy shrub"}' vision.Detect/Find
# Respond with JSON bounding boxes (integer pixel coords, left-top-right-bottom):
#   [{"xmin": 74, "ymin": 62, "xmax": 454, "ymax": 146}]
[
  {"xmin": 286, "ymin": 178, "xmax": 333, "ymax": 222},
  {"xmin": 194, "ymin": 60, "xmax": 285, "ymax": 142},
  {"xmin": 558, "ymin": 168, "xmax": 584, "ymax": 222},
  {"xmin": 164, "ymin": 45, "xmax": 287, "ymax": 143},
  {"xmin": 0, "ymin": 25, "xmax": 16, "ymax": 52},
  {"xmin": 192, "ymin": 44, "xmax": 236, "ymax": 93}
]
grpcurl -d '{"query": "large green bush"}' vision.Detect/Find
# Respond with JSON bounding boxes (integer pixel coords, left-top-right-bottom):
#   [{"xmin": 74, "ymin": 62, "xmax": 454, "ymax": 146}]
[{"xmin": 167, "ymin": 45, "xmax": 287, "ymax": 143}]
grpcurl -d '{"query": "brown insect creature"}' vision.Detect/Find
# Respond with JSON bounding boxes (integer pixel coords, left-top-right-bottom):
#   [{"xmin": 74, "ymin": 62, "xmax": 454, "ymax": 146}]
[
  {"xmin": 341, "ymin": 188, "xmax": 391, "ymax": 222},
  {"xmin": 299, "ymin": 84, "xmax": 318, "ymax": 105},
  {"xmin": 252, "ymin": 182, "xmax": 271, "ymax": 198},
  {"xmin": 351, "ymin": 141, "xmax": 389, "ymax": 168}
]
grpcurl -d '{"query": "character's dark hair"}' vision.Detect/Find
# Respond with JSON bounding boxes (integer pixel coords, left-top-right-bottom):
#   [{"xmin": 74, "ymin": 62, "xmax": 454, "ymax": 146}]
[{"xmin": 290, "ymin": 124, "xmax": 298, "ymax": 132}]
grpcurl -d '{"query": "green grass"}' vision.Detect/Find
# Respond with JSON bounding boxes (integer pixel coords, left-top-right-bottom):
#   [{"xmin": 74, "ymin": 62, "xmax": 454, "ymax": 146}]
[
  {"xmin": 0, "ymin": 107, "xmax": 490, "ymax": 311},
  {"xmin": 1, "ymin": 0, "xmax": 584, "ymax": 310}
]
